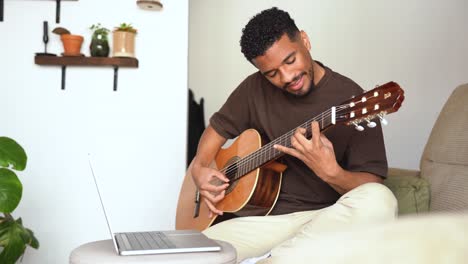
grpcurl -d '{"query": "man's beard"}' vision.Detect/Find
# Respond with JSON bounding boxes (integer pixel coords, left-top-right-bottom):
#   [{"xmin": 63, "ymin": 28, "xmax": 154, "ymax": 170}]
[{"xmin": 288, "ymin": 67, "xmax": 315, "ymax": 98}]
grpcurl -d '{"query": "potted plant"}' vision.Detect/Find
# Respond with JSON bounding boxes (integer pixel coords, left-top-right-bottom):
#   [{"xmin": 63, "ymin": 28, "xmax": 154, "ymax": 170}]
[
  {"xmin": 112, "ymin": 23, "xmax": 137, "ymax": 58},
  {"xmin": 89, "ymin": 23, "xmax": 110, "ymax": 57},
  {"xmin": 53, "ymin": 27, "xmax": 84, "ymax": 56},
  {"xmin": 0, "ymin": 137, "xmax": 39, "ymax": 263}
]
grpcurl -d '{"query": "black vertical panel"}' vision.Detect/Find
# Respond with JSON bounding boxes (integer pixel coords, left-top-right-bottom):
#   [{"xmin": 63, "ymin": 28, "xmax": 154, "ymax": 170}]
[
  {"xmin": 187, "ymin": 89, "xmax": 206, "ymax": 167},
  {"xmin": 1, "ymin": 0, "xmax": 4, "ymax": 22}
]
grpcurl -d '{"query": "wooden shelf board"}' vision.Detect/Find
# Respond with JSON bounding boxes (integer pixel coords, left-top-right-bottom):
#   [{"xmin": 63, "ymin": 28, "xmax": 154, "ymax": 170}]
[{"xmin": 34, "ymin": 56, "xmax": 139, "ymax": 68}]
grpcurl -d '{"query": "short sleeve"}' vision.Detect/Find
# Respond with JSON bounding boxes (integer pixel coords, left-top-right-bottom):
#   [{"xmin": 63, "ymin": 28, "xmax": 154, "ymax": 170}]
[{"xmin": 209, "ymin": 80, "xmax": 252, "ymax": 139}]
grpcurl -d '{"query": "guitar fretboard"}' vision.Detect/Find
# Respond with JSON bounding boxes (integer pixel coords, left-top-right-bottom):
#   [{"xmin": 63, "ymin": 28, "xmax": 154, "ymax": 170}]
[{"xmin": 222, "ymin": 107, "xmax": 340, "ymax": 181}]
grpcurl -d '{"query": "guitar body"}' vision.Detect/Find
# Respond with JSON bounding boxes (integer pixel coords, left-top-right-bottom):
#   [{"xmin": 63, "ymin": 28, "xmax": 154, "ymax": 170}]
[{"xmin": 176, "ymin": 129, "xmax": 285, "ymax": 231}]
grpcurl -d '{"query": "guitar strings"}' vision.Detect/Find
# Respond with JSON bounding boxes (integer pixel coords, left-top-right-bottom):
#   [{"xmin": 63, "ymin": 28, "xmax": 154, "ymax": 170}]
[
  {"xmin": 220, "ymin": 105, "xmax": 347, "ymax": 178},
  {"xmin": 219, "ymin": 104, "xmax": 351, "ymax": 179}
]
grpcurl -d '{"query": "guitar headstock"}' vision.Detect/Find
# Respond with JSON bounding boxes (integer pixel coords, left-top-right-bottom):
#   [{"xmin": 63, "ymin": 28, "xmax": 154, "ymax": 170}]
[{"xmin": 335, "ymin": 82, "xmax": 404, "ymax": 130}]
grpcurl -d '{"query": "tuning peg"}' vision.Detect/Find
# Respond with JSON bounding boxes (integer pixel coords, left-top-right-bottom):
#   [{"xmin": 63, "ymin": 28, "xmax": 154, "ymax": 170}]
[
  {"xmin": 352, "ymin": 121, "xmax": 365, "ymax": 131},
  {"xmin": 355, "ymin": 124, "xmax": 365, "ymax": 131},
  {"xmin": 378, "ymin": 114, "xmax": 388, "ymax": 126},
  {"xmin": 366, "ymin": 119, "xmax": 377, "ymax": 128}
]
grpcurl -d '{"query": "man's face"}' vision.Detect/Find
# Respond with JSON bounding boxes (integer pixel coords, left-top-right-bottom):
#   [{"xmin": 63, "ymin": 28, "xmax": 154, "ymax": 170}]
[{"xmin": 252, "ymin": 31, "xmax": 314, "ymax": 96}]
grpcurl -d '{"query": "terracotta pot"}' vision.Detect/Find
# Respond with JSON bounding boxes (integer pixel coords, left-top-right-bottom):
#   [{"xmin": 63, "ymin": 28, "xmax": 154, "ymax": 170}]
[
  {"xmin": 112, "ymin": 31, "xmax": 136, "ymax": 57},
  {"xmin": 61, "ymin": 34, "xmax": 84, "ymax": 56}
]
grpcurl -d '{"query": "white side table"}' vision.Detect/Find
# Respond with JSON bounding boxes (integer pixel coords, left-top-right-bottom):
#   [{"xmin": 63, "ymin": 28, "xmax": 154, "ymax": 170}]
[{"xmin": 70, "ymin": 239, "xmax": 237, "ymax": 264}]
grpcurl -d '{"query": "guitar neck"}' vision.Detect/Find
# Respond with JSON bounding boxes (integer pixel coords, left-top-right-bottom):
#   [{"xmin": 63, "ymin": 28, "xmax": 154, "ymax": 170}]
[{"xmin": 225, "ymin": 108, "xmax": 337, "ymax": 181}]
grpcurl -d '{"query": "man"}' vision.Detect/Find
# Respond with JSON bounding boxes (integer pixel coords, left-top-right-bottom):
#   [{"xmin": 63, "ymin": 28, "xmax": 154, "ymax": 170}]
[{"xmin": 191, "ymin": 7, "xmax": 397, "ymax": 263}]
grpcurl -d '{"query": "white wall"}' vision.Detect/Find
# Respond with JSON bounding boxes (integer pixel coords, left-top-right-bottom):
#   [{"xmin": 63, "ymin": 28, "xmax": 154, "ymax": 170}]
[
  {"xmin": 1, "ymin": 0, "xmax": 188, "ymax": 263},
  {"xmin": 189, "ymin": 0, "xmax": 468, "ymax": 170}
]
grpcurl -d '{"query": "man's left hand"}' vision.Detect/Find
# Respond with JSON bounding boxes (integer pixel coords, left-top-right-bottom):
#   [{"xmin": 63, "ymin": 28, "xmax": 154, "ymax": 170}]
[{"xmin": 273, "ymin": 121, "xmax": 342, "ymax": 181}]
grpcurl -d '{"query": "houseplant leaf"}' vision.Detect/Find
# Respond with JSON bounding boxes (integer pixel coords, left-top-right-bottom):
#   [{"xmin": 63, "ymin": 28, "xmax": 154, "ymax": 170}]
[
  {"xmin": 0, "ymin": 137, "xmax": 27, "ymax": 171},
  {"xmin": 24, "ymin": 228, "xmax": 39, "ymax": 249},
  {"xmin": 0, "ymin": 218, "xmax": 26, "ymax": 263},
  {"xmin": 0, "ymin": 137, "xmax": 37, "ymax": 263},
  {"xmin": 0, "ymin": 217, "xmax": 29, "ymax": 264},
  {"xmin": 0, "ymin": 169, "xmax": 22, "ymax": 213},
  {"xmin": 52, "ymin": 27, "xmax": 71, "ymax": 35}
]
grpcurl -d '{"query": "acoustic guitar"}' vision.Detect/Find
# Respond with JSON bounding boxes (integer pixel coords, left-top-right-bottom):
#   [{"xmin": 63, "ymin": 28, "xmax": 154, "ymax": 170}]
[{"xmin": 176, "ymin": 82, "xmax": 404, "ymax": 231}]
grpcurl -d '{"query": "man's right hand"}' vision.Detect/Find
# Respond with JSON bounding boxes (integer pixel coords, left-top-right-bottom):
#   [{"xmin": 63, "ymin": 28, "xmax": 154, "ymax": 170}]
[{"xmin": 191, "ymin": 164, "xmax": 230, "ymax": 218}]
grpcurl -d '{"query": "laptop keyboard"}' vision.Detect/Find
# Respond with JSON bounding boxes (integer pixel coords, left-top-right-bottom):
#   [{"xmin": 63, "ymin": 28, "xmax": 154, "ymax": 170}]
[{"xmin": 123, "ymin": 231, "xmax": 177, "ymax": 250}]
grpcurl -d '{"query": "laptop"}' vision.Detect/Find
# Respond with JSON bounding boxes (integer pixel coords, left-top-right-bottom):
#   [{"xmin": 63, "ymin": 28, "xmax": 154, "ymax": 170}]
[{"xmin": 88, "ymin": 155, "xmax": 222, "ymax": 256}]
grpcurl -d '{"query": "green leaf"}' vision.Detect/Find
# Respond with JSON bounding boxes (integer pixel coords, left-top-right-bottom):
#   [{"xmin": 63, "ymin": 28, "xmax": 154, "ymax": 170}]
[
  {"xmin": 114, "ymin": 22, "xmax": 137, "ymax": 33},
  {"xmin": 24, "ymin": 228, "xmax": 39, "ymax": 249},
  {"xmin": 0, "ymin": 216, "xmax": 30, "ymax": 264},
  {"xmin": 0, "ymin": 137, "xmax": 27, "ymax": 171},
  {"xmin": 13, "ymin": 219, "xmax": 39, "ymax": 249},
  {"xmin": 0, "ymin": 169, "xmax": 22, "ymax": 213}
]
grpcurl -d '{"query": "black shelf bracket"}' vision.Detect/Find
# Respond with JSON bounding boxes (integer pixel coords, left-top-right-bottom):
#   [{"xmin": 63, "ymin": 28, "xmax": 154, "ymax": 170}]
[
  {"xmin": 61, "ymin": 66, "xmax": 66, "ymax": 90},
  {"xmin": 113, "ymin": 66, "xmax": 119, "ymax": 91}
]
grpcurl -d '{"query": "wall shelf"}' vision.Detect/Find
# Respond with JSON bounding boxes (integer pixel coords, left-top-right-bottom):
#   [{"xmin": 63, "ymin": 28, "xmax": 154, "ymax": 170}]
[
  {"xmin": 34, "ymin": 56, "xmax": 139, "ymax": 91},
  {"xmin": 1, "ymin": 0, "xmax": 78, "ymax": 23}
]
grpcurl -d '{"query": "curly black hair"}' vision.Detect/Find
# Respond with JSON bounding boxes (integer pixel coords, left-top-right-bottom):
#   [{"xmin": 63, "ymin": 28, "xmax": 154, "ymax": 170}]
[{"xmin": 240, "ymin": 7, "xmax": 299, "ymax": 62}]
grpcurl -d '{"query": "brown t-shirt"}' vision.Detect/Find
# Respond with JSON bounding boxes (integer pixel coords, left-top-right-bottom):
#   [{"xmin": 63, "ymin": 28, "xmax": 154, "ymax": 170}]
[{"xmin": 210, "ymin": 63, "xmax": 388, "ymax": 215}]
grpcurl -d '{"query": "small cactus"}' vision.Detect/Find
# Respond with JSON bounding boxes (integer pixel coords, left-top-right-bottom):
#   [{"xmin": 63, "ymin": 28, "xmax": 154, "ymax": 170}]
[{"xmin": 114, "ymin": 23, "xmax": 137, "ymax": 34}]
